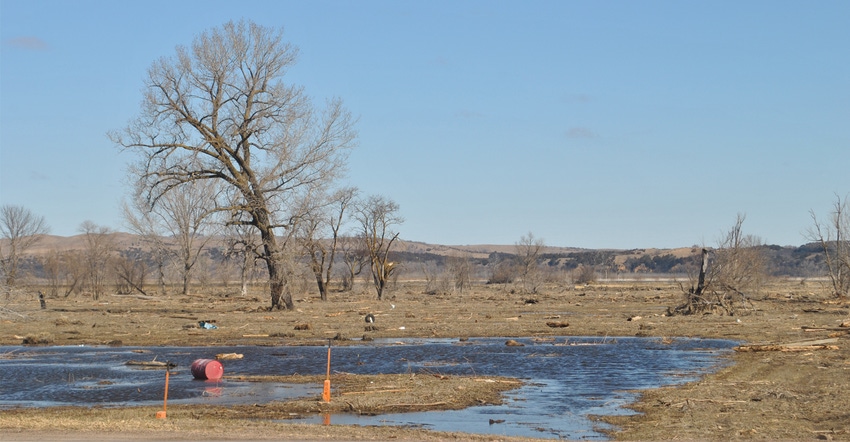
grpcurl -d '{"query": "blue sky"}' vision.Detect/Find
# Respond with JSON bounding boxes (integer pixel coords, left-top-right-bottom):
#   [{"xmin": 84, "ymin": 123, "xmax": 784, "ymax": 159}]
[{"xmin": 1, "ymin": 0, "xmax": 847, "ymax": 249}]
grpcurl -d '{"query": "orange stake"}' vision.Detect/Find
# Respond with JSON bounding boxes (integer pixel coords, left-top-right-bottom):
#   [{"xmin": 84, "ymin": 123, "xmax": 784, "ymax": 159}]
[
  {"xmin": 322, "ymin": 340, "xmax": 331, "ymax": 402},
  {"xmin": 156, "ymin": 369, "xmax": 169, "ymax": 419}
]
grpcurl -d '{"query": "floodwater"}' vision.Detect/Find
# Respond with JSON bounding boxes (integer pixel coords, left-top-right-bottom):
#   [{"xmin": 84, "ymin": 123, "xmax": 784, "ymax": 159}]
[{"xmin": 0, "ymin": 337, "xmax": 736, "ymax": 440}]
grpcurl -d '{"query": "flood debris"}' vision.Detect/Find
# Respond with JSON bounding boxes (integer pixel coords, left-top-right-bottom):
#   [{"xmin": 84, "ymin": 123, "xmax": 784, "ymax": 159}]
[
  {"xmin": 216, "ymin": 353, "xmax": 243, "ymax": 360},
  {"xmin": 125, "ymin": 359, "xmax": 176, "ymax": 369},
  {"xmin": 21, "ymin": 333, "xmax": 53, "ymax": 345}
]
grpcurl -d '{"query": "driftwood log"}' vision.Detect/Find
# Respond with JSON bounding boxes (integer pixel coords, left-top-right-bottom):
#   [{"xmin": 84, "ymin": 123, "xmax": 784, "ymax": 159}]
[
  {"xmin": 734, "ymin": 338, "xmax": 840, "ymax": 352},
  {"xmin": 125, "ymin": 359, "xmax": 176, "ymax": 369}
]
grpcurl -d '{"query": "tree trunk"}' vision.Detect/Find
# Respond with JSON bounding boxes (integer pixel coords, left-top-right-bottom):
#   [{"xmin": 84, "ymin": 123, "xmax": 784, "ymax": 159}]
[
  {"xmin": 696, "ymin": 248, "xmax": 708, "ymax": 295},
  {"xmin": 260, "ymin": 228, "xmax": 293, "ymax": 310},
  {"xmin": 182, "ymin": 264, "xmax": 190, "ymax": 296},
  {"xmin": 266, "ymin": 258, "xmax": 292, "ymax": 310},
  {"xmin": 373, "ymin": 261, "xmax": 385, "ymax": 300},
  {"xmin": 158, "ymin": 264, "xmax": 168, "ymax": 296},
  {"xmin": 315, "ymin": 272, "xmax": 327, "ymax": 301},
  {"xmin": 310, "ymin": 256, "xmax": 327, "ymax": 301},
  {"xmin": 240, "ymin": 259, "xmax": 249, "ymax": 297}
]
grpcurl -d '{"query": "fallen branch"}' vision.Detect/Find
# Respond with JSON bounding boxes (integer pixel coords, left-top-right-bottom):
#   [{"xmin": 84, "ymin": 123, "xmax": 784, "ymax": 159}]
[
  {"xmin": 735, "ymin": 345, "xmax": 838, "ymax": 352},
  {"xmin": 0, "ymin": 306, "xmax": 27, "ymax": 319},
  {"xmin": 125, "ymin": 359, "xmax": 176, "ymax": 369},
  {"xmin": 734, "ymin": 337, "xmax": 839, "ymax": 352},
  {"xmin": 473, "ymin": 378, "xmax": 523, "ymax": 384},
  {"xmin": 670, "ymin": 399, "xmax": 749, "ymax": 407},
  {"xmin": 801, "ymin": 326, "xmax": 850, "ymax": 332},
  {"xmin": 784, "ymin": 337, "xmax": 840, "ymax": 346},
  {"xmin": 378, "ymin": 401, "xmax": 447, "ymax": 408}
]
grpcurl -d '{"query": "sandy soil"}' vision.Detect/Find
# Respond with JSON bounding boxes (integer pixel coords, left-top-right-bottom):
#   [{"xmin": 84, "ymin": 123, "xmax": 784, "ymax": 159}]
[{"xmin": 1, "ymin": 279, "xmax": 849, "ymax": 440}]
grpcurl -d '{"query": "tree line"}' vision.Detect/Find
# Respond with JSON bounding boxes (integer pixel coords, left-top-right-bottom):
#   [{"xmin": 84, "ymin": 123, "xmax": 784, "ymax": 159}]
[{"xmin": 2, "ymin": 195, "xmax": 848, "ymax": 308}]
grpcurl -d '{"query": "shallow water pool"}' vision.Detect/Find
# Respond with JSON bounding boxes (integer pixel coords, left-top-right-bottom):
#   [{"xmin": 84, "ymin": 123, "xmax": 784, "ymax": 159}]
[{"xmin": 0, "ymin": 336, "xmax": 736, "ymax": 439}]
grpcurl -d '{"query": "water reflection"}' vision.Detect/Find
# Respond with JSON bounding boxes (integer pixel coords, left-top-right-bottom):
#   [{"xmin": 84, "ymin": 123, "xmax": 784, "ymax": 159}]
[{"xmin": 0, "ymin": 337, "xmax": 735, "ymax": 439}]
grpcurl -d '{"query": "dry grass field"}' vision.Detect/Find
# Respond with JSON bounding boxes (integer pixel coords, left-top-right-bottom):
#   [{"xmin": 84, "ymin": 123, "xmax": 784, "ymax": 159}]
[{"xmin": 1, "ymin": 279, "xmax": 849, "ymax": 440}]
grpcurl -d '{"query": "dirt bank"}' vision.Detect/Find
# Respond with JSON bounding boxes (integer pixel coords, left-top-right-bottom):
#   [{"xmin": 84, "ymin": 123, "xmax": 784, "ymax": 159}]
[{"xmin": 1, "ymin": 280, "xmax": 848, "ymax": 440}]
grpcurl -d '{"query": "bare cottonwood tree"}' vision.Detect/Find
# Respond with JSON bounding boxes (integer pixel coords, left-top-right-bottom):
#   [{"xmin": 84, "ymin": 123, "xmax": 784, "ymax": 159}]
[
  {"xmin": 41, "ymin": 249, "xmax": 84, "ymax": 298},
  {"xmin": 422, "ymin": 261, "xmax": 449, "ymax": 295},
  {"xmin": 79, "ymin": 221, "xmax": 115, "ymax": 300},
  {"xmin": 113, "ymin": 252, "xmax": 149, "ymax": 295},
  {"xmin": 125, "ymin": 181, "xmax": 217, "ymax": 295},
  {"xmin": 422, "ymin": 255, "xmax": 471, "ymax": 296},
  {"xmin": 298, "ymin": 187, "xmax": 358, "ymax": 300},
  {"xmin": 223, "ymin": 223, "xmax": 262, "ymax": 296},
  {"xmin": 124, "ymin": 198, "xmax": 172, "ymax": 296},
  {"xmin": 111, "ymin": 20, "xmax": 356, "ymax": 310},
  {"xmin": 338, "ymin": 234, "xmax": 367, "ymax": 292},
  {"xmin": 354, "ymin": 195, "xmax": 403, "ymax": 300},
  {"xmin": 0, "ymin": 205, "xmax": 50, "ymax": 286},
  {"xmin": 807, "ymin": 194, "xmax": 850, "ymax": 298},
  {"xmin": 515, "ymin": 232, "xmax": 544, "ymax": 294},
  {"xmin": 447, "ymin": 255, "xmax": 473, "ymax": 296}
]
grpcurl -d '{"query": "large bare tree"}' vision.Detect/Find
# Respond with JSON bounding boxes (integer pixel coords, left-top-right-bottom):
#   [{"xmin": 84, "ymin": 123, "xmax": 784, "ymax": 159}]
[
  {"xmin": 110, "ymin": 20, "xmax": 356, "ymax": 309},
  {"xmin": 354, "ymin": 195, "xmax": 403, "ymax": 300},
  {"xmin": 0, "ymin": 205, "xmax": 50, "ymax": 286}
]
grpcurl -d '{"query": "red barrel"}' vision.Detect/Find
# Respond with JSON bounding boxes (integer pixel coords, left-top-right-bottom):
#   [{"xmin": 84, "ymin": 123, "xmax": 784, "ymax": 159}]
[{"xmin": 190, "ymin": 359, "xmax": 223, "ymax": 380}]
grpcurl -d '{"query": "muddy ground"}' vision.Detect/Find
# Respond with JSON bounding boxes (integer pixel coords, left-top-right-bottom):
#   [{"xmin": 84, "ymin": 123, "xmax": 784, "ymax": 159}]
[{"xmin": 1, "ymin": 279, "xmax": 848, "ymax": 440}]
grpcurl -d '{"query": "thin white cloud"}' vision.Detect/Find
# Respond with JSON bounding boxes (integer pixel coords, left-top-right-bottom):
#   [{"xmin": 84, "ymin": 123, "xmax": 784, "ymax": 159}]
[
  {"xmin": 566, "ymin": 126, "xmax": 597, "ymax": 139},
  {"xmin": 4, "ymin": 36, "xmax": 49, "ymax": 51},
  {"xmin": 429, "ymin": 56, "xmax": 450, "ymax": 67},
  {"xmin": 28, "ymin": 170, "xmax": 50, "ymax": 181},
  {"xmin": 561, "ymin": 93, "xmax": 591, "ymax": 104},
  {"xmin": 455, "ymin": 109, "xmax": 483, "ymax": 119}
]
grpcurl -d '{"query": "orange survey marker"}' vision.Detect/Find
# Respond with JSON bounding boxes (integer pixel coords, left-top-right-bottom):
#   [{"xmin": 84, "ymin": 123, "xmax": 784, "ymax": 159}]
[
  {"xmin": 322, "ymin": 339, "xmax": 331, "ymax": 402},
  {"xmin": 156, "ymin": 369, "xmax": 169, "ymax": 419}
]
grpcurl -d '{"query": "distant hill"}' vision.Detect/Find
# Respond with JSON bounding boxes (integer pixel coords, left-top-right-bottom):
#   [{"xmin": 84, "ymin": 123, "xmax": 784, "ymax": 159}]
[{"xmin": 3, "ymin": 233, "xmax": 830, "ymax": 280}]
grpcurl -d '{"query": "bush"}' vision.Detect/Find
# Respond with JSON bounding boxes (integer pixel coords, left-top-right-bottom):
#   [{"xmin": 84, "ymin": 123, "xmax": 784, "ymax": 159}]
[
  {"xmin": 572, "ymin": 265, "xmax": 596, "ymax": 284},
  {"xmin": 487, "ymin": 262, "xmax": 515, "ymax": 284}
]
